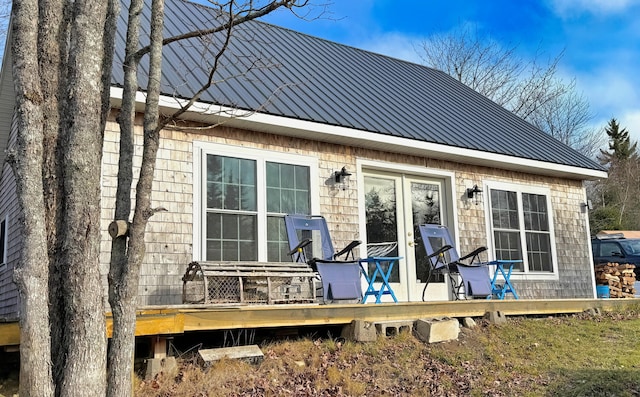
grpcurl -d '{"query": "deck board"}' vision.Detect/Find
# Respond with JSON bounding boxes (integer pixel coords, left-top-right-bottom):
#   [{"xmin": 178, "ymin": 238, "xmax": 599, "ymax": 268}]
[{"xmin": 1, "ymin": 298, "xmax": 636, "ymax": 347}]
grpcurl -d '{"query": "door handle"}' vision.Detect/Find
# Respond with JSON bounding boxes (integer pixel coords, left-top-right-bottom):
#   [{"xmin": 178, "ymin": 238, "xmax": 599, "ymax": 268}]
[{"xmin": 408, "ymin": 241, "xmax": 415, "ymax": 247}]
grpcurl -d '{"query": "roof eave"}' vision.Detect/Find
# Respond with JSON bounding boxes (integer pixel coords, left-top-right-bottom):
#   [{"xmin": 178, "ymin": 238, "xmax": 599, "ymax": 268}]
[{"xmin": 110, "ymin": 87, "xmax": 608, "ymax": 181}]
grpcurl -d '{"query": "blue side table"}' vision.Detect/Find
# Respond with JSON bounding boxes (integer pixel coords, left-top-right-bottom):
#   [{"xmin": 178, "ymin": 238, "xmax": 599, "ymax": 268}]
[
  {"xmin": 359, "ymin": 257, "xmax": 401, "ymax": 303},
  {"xmin": 488, "ymin": 260, "xmax": 520, "ymax": 299}
]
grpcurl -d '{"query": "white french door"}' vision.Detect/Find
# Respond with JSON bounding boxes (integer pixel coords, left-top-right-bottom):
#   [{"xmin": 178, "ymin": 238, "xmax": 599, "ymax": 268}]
[{"xmin": 363, "ymin": 171, "xmax": 449, "ymax": 302}]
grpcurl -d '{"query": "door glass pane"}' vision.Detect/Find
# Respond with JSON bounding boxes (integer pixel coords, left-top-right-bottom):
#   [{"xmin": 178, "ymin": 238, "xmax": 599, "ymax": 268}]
[
  {"xmin": 364, "ymin": 176, "xmax": 399, "ymax": 282},
  {"xmin": 411, "ymin": 182, "xmax": 441, "ymax": 283}
]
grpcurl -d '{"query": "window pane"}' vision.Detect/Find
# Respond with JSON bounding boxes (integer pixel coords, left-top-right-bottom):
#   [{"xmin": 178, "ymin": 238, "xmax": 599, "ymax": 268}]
[
  {"xmin": 296, "ymin": 191, "xmax": 310, "ymax": 214},
  {"xmin": 523, "ymin": 193, "xmax": 549, "ymax": 232},
  {"xmin": 239, "ymin": 215, "xmax": 256, "ymax": 241},
  {"xmin": 206, "ymin": 213, "xmax": 257, "ymax": 262},
  {"xmin": 281, "ymin": 164, "xmax": 295, "ymax": 189},
  {"xmin": 266, "ymin": 162, "xmax": 279, "ymax": 188},
  {"xmin": 206, "ymin": 240, "xmax": 222, "ymax": 261},
  {"xmin": 295, "ymin": 166, "xmax": 310, "ymax": 190},
  {"xmin": 240, "ymin": 159, "xmax": 255, "ymax": 185},
  {"xmin": 222, "ymin": 214, "xmax": 239, "ymax": 239},
  {"xmin": 266, "ymin": 162, "xmax": 310, "ymax": 216},
  {"xmin": 240, "ymin": 185, "xmax": 257, "ymax": 211},
  {"xmin": 281, "ymin": 190, "xmax": 295, "ymax": 214},
  {"xmin": 222, "ymin": 241, "xmax": 239, "ymax": 261},
  {"xmin": 206, "ymin": 155, "xmax": 222, "ymax": 183},
  {"xmin": 206, "ymin": 213, "xmax": 221, "ymax": 239},
  {"xmin": 266, "ymin": 188, "xmax": 280, "ymax": 213},
  {"xmin": 494, "ymin": 230, "xmax": 523, "ymax": 270},
  {"xmin": 240, "ymin": 241, "xmax": 257, "ymax": 261},
  {"xmin": 526, "ymin": 232, "xmax": 552, "ymax": 272},
  {"xmin": 267, "ymin": 216, "xmax": 292, "ymax": 262},
  {"xmin": 491, "ymin": 189, "xmax": 519, "ymax": 230},
  {"xmin": 207, "ymin": 182, "xmax": 222, "ymax": 209},
  {"xmin": 223, "ymin": 157, "xmax": 240, "ymax": 184},
  {"xmin": 207, "ymin": 155, "xmax": 257, "ymax": 212}
]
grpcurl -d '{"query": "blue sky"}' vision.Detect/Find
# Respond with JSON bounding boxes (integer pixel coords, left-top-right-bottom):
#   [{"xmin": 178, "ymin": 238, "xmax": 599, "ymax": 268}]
[{"xmin": 261, "ymin": 0, "xmax": 640, "ymax": 144}]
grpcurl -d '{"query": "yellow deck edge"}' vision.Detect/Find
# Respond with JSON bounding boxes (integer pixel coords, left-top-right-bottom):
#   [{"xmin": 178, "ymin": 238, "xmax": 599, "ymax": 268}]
[{"xmin": 2, "ymin": 298, "xmax": 638, "ymax": 347}]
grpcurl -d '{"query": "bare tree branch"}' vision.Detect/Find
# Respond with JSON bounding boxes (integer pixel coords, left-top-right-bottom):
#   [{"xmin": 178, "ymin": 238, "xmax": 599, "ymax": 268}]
[{"xmin": 418, "ymin": 23, "xmax": 596, "ymax": 157}]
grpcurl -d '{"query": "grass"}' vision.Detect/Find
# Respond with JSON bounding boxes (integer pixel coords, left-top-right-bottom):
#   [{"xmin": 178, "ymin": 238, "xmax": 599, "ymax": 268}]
[{"xmin": 133, "ymin": 305, "xmax": 640, "ymax": 396}]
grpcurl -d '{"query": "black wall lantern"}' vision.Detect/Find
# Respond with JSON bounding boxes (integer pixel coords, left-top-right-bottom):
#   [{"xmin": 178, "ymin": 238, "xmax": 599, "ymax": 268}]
[
  {"xmin": 333, "ymin": 166, "xmax": 352, "ymax": 190},
  {"xmin": 466, "ymin": 184, "xmax": 482, "ymax": 205}
]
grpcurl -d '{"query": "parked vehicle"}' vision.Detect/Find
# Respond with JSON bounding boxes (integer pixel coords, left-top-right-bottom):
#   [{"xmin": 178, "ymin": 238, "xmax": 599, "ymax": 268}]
[{"xmin": 591, "ymin": 233, "xmax": 640, "ymax": 280}]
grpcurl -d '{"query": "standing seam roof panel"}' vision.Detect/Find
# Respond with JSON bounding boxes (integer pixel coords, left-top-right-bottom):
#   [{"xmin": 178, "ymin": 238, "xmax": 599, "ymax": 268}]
[{"xmin": 111, "ymin": 0, "xmax": 605, "ymax": 172}]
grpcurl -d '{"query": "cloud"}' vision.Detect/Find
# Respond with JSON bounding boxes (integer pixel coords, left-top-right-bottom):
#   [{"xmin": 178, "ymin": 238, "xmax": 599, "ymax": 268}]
[
  {"xmin": 620, "ymin": 110, "xmax": 640, "ymax": 142},
  {"xmin": 354, "ymin": 32, "xmax": 425, "ymax": 65},
  {"xmin": 548, "ymin": 0, "xmax": 640, "ymax": 17}
]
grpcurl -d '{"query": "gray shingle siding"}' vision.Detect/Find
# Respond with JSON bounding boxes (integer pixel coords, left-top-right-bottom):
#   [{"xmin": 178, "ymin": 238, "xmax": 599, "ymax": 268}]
[
  {"xmin": 113, "ymin": 0, "xmax": 603, "ymax": 173},
  {"xmin": 0, "ymin": 114, "xmax": 21, "ymax": 321}
]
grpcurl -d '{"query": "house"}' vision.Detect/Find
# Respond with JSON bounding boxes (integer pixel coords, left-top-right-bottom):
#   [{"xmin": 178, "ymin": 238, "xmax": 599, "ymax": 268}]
[{"xmin": 0, "ymin": 0, "xmax": 607, "ymax": 320}]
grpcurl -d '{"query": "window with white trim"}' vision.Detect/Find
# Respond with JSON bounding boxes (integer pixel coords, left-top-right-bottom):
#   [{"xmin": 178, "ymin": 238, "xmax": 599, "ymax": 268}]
[
  {"xmin": 488, "ymin": 183, "xmax": 556, "ymax": 274},
  {"xmin": 196, "ymin": 143, "xmax": 318, "ymax": 262}
]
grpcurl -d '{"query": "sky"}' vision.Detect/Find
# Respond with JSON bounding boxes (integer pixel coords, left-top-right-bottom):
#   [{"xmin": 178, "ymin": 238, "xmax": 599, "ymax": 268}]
[{"xmin": 260, "ymin": 0, "xmax": 640, "ymax": 145}]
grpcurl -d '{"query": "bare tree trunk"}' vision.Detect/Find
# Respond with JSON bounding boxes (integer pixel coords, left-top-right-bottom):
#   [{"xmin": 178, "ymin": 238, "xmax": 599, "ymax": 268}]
[
  {"xmin": 55, "ymin": 1, "xmax": 111, "ymax": 395},
  {"xmin": 10, "ymin": 0, "xmax": 54, "ymax": 394},
  {"xmin": 12, "ymin": 0, "xmax": 115, "ymax": 395},
  {"xmin": 107, "ymin": 0, "xmax": 144, "ymax": 395},
  {"xmin": 38, "ymin": 0, "xmax": 70, "ymax": 389}
]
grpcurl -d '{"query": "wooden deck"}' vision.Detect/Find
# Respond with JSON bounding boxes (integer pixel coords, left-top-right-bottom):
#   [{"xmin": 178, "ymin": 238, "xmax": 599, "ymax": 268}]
[{"xmin": 1, "ymin": 298, "xmax": 638, "ymax": 347}]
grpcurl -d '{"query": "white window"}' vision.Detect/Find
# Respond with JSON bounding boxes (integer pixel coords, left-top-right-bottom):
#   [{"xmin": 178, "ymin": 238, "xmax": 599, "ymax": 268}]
[
  {"xmin": 487, "ymin": 182, "xmax": 557, "ymax": 277},
  {"xmin": 194, "ymin": 142, "xmax": 319, "ymax": 262},
  {"xmin": 0, "ymin": 215, "xmax": 7, "ymax": 270}
]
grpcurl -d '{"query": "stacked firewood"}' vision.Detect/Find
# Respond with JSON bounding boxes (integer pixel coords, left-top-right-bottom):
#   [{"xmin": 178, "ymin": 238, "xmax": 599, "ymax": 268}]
[{"xmin": 594, "ymin": 262, "xmax": 636, "ymax": 298}]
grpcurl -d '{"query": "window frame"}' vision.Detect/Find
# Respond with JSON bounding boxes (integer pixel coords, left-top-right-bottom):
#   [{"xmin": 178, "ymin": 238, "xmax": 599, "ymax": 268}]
[
  {"xmin": 484, "ymin": 181, "xmax": 559, "ymax": 280},
  {"xmin": 193, "ymin": 142, "xmax": 320, "ymax": 262}
]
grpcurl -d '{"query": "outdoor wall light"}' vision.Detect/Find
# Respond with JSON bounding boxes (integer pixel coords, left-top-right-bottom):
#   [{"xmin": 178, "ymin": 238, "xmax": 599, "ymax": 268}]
[
  {"xmin": 333, "ymin": 166, "xmax": 352, "ymax": 190},
  {"xmin": 466, "ymin": 184, "xmax": 482, "ymax": 205}
]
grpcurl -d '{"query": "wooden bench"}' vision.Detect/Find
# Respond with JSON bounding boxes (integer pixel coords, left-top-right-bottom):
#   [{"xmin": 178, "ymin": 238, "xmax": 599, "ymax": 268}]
[{"xmin": 182, "ymin": 261, "xmax": 319, "ymax": 305}]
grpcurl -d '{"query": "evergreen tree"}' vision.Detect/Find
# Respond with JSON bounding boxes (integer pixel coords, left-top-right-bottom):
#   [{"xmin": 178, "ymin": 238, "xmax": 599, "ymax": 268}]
[{"xmin": 598, "ymin": 118, "xmax": 637, "ymax": 165}]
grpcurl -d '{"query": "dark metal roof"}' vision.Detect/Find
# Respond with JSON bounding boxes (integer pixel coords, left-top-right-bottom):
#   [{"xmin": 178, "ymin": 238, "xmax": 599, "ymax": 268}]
[{"xmin": 112, "ymin": 0, "xmax": 605, "ymax": 172}]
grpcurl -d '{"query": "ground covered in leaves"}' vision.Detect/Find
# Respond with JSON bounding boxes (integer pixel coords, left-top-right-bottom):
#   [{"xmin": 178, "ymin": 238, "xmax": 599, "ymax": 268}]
[{"xmin": 135, "ymin": 308, "xmax": 640, "ymax": 397}]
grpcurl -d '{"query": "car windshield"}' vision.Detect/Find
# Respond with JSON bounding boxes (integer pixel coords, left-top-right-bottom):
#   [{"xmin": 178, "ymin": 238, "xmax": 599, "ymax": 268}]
[{"xmin": 619, "ymin": 240, "xmax": 640, "ymax": 255}]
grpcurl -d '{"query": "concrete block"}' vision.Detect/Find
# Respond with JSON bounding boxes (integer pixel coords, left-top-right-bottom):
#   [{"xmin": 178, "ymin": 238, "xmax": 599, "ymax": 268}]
[
  {"xmin": 198, "ymin": 345, "xmax": 264, "ymax": 366},
  {"xmin": 484, "ymin": 311, "xmax": 507, "ymax": 324},
  {"xmin": 375, "ymin": 320, "xmax": 414, "ymax": 337},
  {"xmin": 145, "ymin": 357, "xmax": 178, "ymax": 380},
  {"xmin": 584, "ymin": 307, "xmax": 601, "ymax": 317},
  {"xmin": 341, "ymin": 320, "xmax": 377, "ymax": 342},
  {"xmin": 415, "ymin": 318, "xmax": 460, "ymax": 343},
  {"xmin": 461, "ymin": 317, "xmax": 477, "ymax": 328}
]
